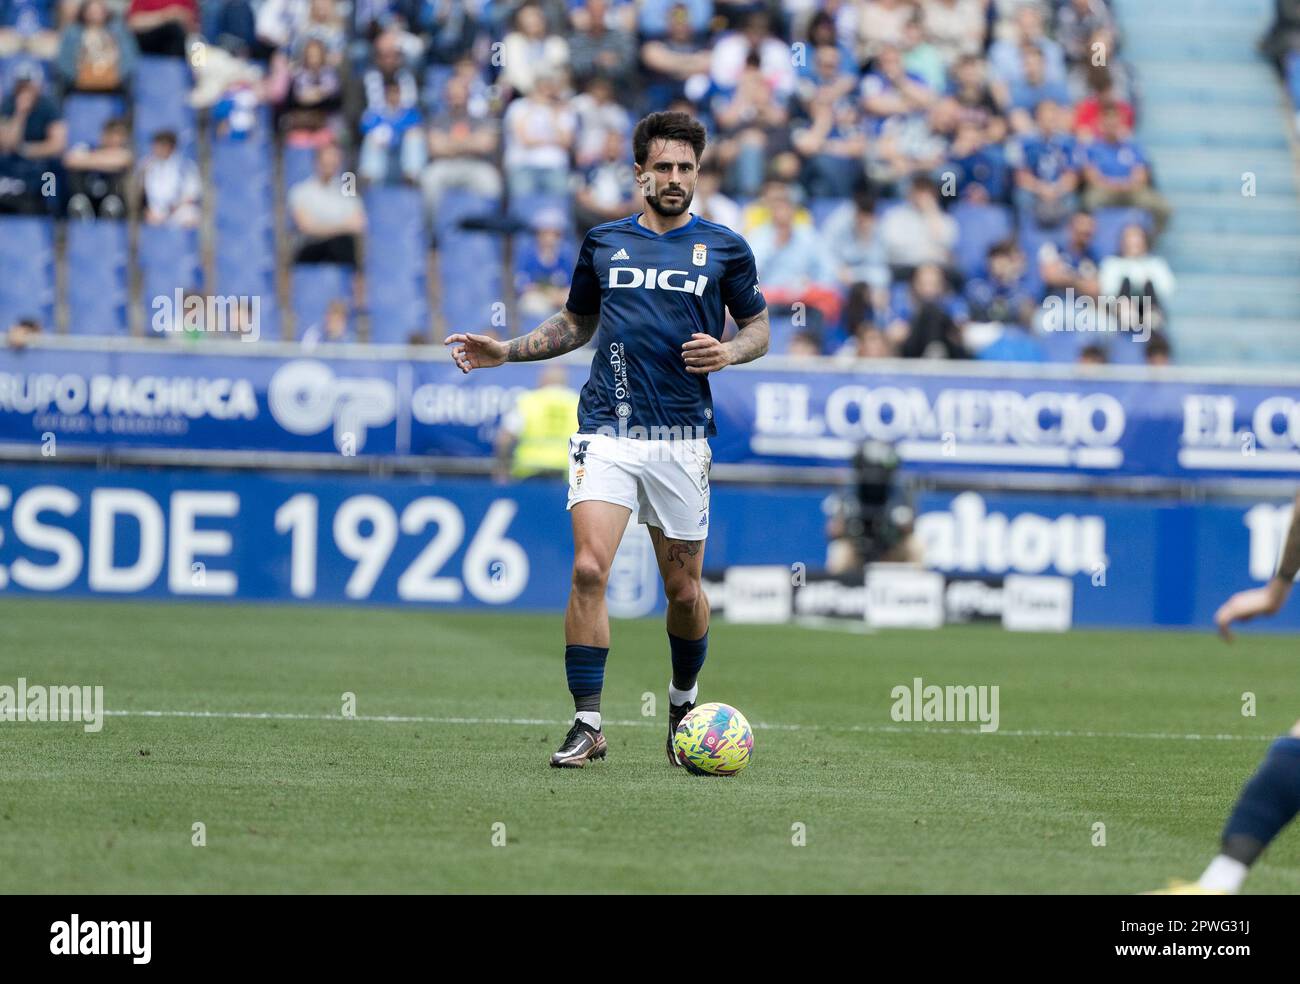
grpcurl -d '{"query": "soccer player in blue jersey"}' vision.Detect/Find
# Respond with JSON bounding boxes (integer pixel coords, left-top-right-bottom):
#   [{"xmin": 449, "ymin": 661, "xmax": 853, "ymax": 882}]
[
  {"xmin": 1151, "ymin": 493, "xmax": 1300, "ymax": 893},
  {"xmin": 445, "ymin": 112, "xmax": 770, "ymax": 768}
]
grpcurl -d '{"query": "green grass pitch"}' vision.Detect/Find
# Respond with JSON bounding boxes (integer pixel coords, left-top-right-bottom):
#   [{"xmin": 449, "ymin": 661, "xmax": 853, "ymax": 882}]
[{"xmin": 2, "ymin": 597, "xmax": 1298, "ymax": 894}]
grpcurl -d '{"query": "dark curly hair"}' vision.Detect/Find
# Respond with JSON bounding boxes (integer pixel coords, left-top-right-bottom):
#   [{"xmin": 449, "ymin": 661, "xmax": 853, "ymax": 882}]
[{"xmin": 632, "ymin": 111, "xmax": 707, "ymax": 167}]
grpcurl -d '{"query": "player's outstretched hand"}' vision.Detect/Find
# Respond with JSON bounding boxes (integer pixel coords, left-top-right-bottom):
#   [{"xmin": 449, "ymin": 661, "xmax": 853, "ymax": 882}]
[
  {"xmin": 682, "ymin": 333, "xmax": 732, "ymax": 374},
  {"xmin": 1214, "ymin": 579, "xmax": 1291, "ymax": 642},
  {"xmin": 445, "ymin": 332, "xmax": 507, "ymax": 373}
]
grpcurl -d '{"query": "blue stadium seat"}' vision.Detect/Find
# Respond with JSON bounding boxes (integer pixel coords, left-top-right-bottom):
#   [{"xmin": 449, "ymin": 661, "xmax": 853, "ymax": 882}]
[
  {"xmin": 214, "ymin": 135, "xmax": 274, "ymax": 248},
  {"xmin": 432, "ymin": 192, "xmax": 501, "ymax": 338},
  {"xmin": 764, "ymin": 308, "xmax": 804, "ymax": 354},
  {"xmin": 0, "ymin": 55, "xmax": 49, "ymax": 93},
  {"xmin": 213, "ymin": 135, "xmax": 273, "ymax": 190},
  {"xmin": 1092, "ymin": 207, "xmax": 1155, "ymax": 259},
  {"xmin": 282, "ymin": 145, "xmax": 317, "ymax": 196},
  {"xmin": 1038, "ymin": 327, "xmax": 1088, "ymax": 363},
  {"xmin": 974, "ymin": 326, "xmax": 1045, "ymax": 362},
  {"xmin": 422, "ymin": 64, "xmax": 455, "ymax": 109},
  {"xmin": 507, "ymin": 193, "xmax": 572, "ymax": 250},
  {"xmin": 173, "ymin": 257, "xmax": 282, "ymax": 341},
  {"xmin": 366, "ymin": 186, "xmax": 428, "ymax": 342},
  {"xmin": 433, "ymin": 191, "xmax": 499, "ymax": 238},
  {"xmin": 138, "ymin": 225, "xmax": 201, "ymax": 324},
  {"xmin": 63, "ymin": 93, "xmax": 126, "ymax": 148},
  {"xmin": 369, "ymin": 285, "xmax": 428, "ymax": 344},
  {"xmin": 133, "ymin": 56, "xmax": 195, "ymax": 157},
  {"xmin": 0, "ymin": 215, "xmax": 54, "ymax": 329},
  {"xmin": 66, "ymin": 221, "xmax": 128, "ymax": 335},
  {"xmin": 810, "ymin": 197, "xmax": 849, "ymax": 227},
  {"xmin": 367, "ymin": 185, "xmax": 425, "ymax": 239},
  {"xmin": 951, "ymin": 202, "xmax": 1014, "ymax": 278},
  {"xmin": 1018, "ymin": 223, "xmax": 1064, "ymax": 300},
  {"xmin": 291, "ymin": 264, "xmax": 352, "ymax": 338},
  {"xmin": 1107, "ymin": 333, "xmax": 1150, "ymax": 366},
  {"xmin": 215, "ymin": 242, "xmax": 274, "ymax": 287},
  {"xmin": 439, "ymin": 233, "xmax": 500, "ymax": 336}
]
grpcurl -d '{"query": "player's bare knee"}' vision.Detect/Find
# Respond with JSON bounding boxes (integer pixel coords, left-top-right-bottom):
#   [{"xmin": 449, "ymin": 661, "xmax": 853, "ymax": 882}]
[
  {"xmin": 664, "ymin": 575, "xmax": 702, "ymax": 611},
  {"xmin": 571, "ymin": 554, "xmax": 610, "ymax": 596}
]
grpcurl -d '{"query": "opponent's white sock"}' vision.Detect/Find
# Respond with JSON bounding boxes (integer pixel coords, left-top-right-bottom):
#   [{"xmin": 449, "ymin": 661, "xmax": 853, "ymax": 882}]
[
  {"xmin": 575, "ymin": 711, "xmax": 602, "ymax": 731},
  {"xmin": 668, "ymin": 682, "xmax": 698, "ymax": 707},
  {"xmin": 1198, "ymin": 855, "xmax": 1248, "ymax": 894}
]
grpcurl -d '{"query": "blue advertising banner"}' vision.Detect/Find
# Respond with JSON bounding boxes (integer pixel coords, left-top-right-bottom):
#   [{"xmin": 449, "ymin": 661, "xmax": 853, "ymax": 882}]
[
  {"xmin": 0, "ymin": 465, "xmax": 825, "ymax": 614},
  {"xmin": 0, "ymin": 463, "xmax": 1294, "ymax": 630},
  {"xmin": 913, "ymin": 488, "xmax": 1300, "ymax": 630},
  {"xmin": 3, "ymin": 345, "xmax": 1300, "ymax": 479}
]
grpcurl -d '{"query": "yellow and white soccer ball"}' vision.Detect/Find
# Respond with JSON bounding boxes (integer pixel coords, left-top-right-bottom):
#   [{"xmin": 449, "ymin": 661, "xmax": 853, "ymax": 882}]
[{"xmin": 672, "ymin": 701, "xmax": 753, "ymax": 776}]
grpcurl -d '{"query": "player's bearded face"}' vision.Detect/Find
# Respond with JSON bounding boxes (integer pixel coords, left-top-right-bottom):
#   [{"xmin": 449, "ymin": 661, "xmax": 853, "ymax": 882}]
[{"xmin": 637, "ymin": 163, "xmax": 691, "ymax": 215}]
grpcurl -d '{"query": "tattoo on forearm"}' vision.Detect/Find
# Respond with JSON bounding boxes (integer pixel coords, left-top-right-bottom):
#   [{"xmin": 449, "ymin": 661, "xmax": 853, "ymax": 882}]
[
  {"xmin": 1278, "ymin": 496, "xmax": 1300, "ymax": 581},
  {"xmin": 724, "ymin": 309, "xmax": 770, "ymax": 366},
  {"xmin": 507, "ymin": 310, "xmax": 598, "ymax": 362}
]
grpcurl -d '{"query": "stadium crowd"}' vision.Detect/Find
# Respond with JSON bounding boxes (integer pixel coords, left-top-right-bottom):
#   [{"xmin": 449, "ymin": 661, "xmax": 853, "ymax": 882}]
[{"xmin": 0, "ymin": 0, "xmax": 1178, "ymax": 363}]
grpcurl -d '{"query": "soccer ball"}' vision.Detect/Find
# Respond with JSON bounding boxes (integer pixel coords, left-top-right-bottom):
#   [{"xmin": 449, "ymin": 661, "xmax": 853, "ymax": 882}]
[{"xmin": 672, "ymin": 701, "xmax": 753, "ymax": 776}]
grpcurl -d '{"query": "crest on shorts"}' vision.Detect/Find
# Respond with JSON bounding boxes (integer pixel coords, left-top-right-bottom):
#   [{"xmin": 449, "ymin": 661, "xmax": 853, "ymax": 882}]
[{"xmin": 691, "ymin": 243, "xmax": 707, "ymax": 267}]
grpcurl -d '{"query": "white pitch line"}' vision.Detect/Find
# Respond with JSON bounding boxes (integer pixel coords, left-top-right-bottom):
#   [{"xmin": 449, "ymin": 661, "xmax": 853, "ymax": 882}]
[{"xmin": 100, "ymin": 709, "xmax": 1276, "ymax": 742}]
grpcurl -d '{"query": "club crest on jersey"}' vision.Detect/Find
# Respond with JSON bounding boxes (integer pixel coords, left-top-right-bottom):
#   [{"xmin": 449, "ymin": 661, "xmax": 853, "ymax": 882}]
[
  {"xmin": 691, "ymin": 243, "xmax": 707, "ymax": 267},
  {"xmin": 608, "ymin": 267, "xmax": 709, "ymax": 296}
]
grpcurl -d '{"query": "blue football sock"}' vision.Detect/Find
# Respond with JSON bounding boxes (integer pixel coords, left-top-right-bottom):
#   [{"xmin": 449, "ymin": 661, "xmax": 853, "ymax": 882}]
[
  {"xmin": 565, "ymin": 644, "xmax": 608, "ymax": 715},
  {"xmin": 1221, "ymin": 735, "xmax": 1300, "ymax": 865},
  {"xmin": 668, "ymin": 630, "xmax": 708, "ymax": 694}
]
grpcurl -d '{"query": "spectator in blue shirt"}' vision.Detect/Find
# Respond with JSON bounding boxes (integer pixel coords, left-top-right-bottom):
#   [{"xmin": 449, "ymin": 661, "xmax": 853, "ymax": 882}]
[
  {"xmin": 944, "ymin": 118, "xmax": 1009, "ymax": 204},
  {"xmin": 792, "ymin": 49, "xmax": 868, "ymax": 198},
  {"xmin": 823, "ymin": 191, "xmax": 891, "ymax": 315},
  {"xmin": 574, "ymin": 129, "xmax": 637, "ymax": 233},
  {"xmin": 1004, "ymin": 45, "xmax": 1072, "ymax": 131},
  {"xmin": 889, "ymin": 262, "xmax": 969, "ymax": 359},
  {"xmin": 1081, "ymin": 107, "xmax": 1171, "ymax": 235},
  {"xmin": 860, "ymin": 44, "xmax": 935, "ymax": 131},
  {"xmin": 515, "ymin": 209, "xmax": 576, "ymax": 325},
  {"xmin": 638, "ymin": 0, "xmax": 711, "ymax": 39},
  {"xmin": 1056, "ymin": 0, "xmax": 1115, "ymax": 67},
  {"xmin": 1009, "ymin": 100, "xmax": 1080, "ymax": 227},
  {"xmin": 0, "ymin": 71, "xmax": 66, "ymax": 215},
  {"xmin": 964, "ymin": 240, "xmax": 1038, "ymax": 327},
  {"xmin": 1039, "ymin": 210, "xmax": 1102, "ymax": 300},
  {"xmin": 639, "ymin": 4, "xmax": 712, "ymax": 111},
  {"xmin": 749, "ymin": 183, "xmax": 840, "ymax": 330},
  {"xmin": 796, "ymin": 10, "xmax": 857, "ymax": 86},
  {"xmin": 359, "ymin": 78, "xmax": 425, "ymax": 184},
  {"xmin": 988, "ymin": 3, "xmax": 1067, "ymax": 88},
  {"xmin": 947, "ymin": 53, "xmax": 1008, "ymax": 144},
  {"xmin": 0, "ymin": 0, "xmax": 59, "ymax": 59}
]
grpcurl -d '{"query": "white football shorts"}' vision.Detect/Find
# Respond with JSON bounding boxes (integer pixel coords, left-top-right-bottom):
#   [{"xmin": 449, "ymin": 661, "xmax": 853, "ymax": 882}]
[{"xmin": 566, "ymin": 433, "xmax": 712, "ymax": 541}]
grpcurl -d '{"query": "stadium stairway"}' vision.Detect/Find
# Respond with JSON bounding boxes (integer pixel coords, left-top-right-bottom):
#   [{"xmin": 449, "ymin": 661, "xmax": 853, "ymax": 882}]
[{"xmin": 1112, "ymin": 0, "xmax": 1300, "ymax": 365}]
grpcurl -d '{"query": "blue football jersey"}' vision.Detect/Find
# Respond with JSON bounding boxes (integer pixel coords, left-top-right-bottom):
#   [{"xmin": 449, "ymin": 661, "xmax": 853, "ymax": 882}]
[{"xmin": 565, "ymin": 212, "xmax": 766, "ymax": 438}]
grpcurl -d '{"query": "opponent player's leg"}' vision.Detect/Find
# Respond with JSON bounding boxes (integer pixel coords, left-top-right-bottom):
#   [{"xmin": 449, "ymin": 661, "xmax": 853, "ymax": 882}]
[
  {"xmin": 551, "ymin": 498, "xmax": 630, "ymax": 768},
  {"xmin": 1151, "ymin": 718, "xmax": 1300, "ymax": 893},
  {"xmin": 1200, "ymin": 719, "xmax": 1300, "ymax": 892},
  {"xmin": 648, "ymin": 526, "xmax": 710, "ymax": 764}
]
